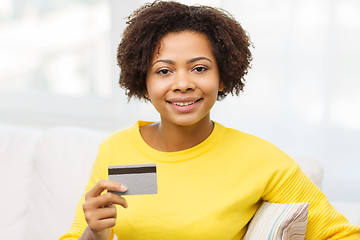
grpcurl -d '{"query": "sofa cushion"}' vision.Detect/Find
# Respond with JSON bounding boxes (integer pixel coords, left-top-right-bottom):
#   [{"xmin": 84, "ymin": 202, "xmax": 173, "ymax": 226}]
[
  {"xmin": 244, "ymin": 202, "xmax": 309, "ymax": 240},
  {"xmin": 0, "ymin": 125, "xmax": 41, "ymax": 240},
  {"xmin": 25, "ymin": 126, "xmax": 108, "ymax": 240}
]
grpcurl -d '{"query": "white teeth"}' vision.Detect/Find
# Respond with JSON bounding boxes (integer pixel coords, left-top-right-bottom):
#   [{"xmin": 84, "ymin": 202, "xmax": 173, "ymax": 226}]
[{"xmin": 173, "ymin": 101, "xmax": 196, "ymax": 106}]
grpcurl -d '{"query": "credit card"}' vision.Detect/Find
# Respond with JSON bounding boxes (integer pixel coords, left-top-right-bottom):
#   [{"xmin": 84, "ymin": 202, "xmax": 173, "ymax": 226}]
[{"xmin": 108, "ymin": 164, "xmax": 157, "ymax": 195}]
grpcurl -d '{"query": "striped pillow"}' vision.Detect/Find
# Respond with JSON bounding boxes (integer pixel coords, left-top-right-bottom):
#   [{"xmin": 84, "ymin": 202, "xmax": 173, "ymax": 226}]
[{"xmin": 244, "ymin": 202, "xmax": 309, "ymax": 240}]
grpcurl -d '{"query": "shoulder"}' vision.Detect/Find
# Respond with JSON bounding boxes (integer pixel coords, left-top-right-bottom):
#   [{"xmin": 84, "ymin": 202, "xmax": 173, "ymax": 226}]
[
  {"xmin": 98, "ymin": 122, "xmax": 140, "ymax": 150},
  {"xmin": 218, "ymin": 123, "xmax": 298, "ymax": 170},
  {"xmin": 221, "ymin": 124, "xmax": 280, "ymax": 152}
]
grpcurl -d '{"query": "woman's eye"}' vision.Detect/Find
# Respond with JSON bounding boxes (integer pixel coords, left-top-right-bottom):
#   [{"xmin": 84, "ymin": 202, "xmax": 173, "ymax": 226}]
[
  {"xmin": 193, "ymin": 66, "xmax": 207, "ymax": 73},
  {"xmin": 157, "ymin": 69, "xmax": 170, "ymax": 75}
]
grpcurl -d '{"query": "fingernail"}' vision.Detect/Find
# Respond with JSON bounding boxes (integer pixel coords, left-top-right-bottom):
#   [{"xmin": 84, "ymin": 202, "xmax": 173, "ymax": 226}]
[{"xmin": 120, "ymin": 185, "xmax": 127, "ymax": 191}]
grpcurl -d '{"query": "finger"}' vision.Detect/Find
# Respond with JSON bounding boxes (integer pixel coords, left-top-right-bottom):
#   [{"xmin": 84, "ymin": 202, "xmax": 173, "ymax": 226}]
[
  {"xmin": 97, "ymin": 192, "xmax": 128, "ymax": 208},
  {"xmin": 93, "ymin": 206, "xmax": 118, "ymax": 220},
  {"xmin": 86, "ymin": 180, "xmax": 127, "ymax": 199},
  {"xmin": 88, "ymin": 218, "xmax": 117, "ymax": 233},
  {"xmin": 83, "ymin": 193, "xmax": 128, "ymax": 214},
  {"xmin": 84, "ymin": 205, "xmax": 116, "ymax": 222}
]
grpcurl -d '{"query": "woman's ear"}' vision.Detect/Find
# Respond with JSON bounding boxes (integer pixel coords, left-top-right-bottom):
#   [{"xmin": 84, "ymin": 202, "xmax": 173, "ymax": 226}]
[
  {"xmin": 219, "ymin": 81, "xmax": 225, "ymax": 92},
  {"xmin": 144, "ymin": 91, "xmax": 150, "ymax": 100}
]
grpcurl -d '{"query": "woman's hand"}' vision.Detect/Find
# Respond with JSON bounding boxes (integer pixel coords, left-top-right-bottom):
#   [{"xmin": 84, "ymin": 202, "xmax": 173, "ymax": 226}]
[{"xmin": 80, "ymin": 180, "xmax": 128, "ymax": 240}]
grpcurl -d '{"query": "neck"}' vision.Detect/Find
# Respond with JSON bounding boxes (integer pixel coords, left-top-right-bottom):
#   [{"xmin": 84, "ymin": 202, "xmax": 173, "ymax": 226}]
[{"xmin": 141, "ymin": 117, "xmax": 214, "ymax": 152}]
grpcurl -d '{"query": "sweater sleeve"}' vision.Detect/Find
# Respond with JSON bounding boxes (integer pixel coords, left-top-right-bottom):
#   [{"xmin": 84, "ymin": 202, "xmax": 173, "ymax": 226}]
[
  {"xmin": 263, "ymin": 166, "xmax": 360, "ymax": 239},
  {"xmin": 58, "ymin": 140, "xmax": 115, "ymax": 240}
]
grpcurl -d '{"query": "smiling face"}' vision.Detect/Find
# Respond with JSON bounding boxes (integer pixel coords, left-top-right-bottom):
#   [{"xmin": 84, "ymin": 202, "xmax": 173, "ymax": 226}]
[{"xmin": 146, "ymin": 30, "xmax": 224, "ymax": 128}]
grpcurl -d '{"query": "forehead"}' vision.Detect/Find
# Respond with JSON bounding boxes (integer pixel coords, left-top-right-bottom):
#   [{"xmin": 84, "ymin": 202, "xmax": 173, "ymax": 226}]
[{"xmin": 152, "ymin": 30, "xmax": 215, "ymax": 61}]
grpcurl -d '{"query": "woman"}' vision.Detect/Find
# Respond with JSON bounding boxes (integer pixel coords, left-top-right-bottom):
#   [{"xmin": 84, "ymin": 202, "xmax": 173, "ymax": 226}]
[{"xmin": 60, "ymin": 1, "xmax": 360, "ymax": 239}]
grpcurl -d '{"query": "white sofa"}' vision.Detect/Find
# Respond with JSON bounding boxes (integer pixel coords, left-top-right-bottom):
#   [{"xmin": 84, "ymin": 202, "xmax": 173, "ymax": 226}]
[{"xmin": 0, "ymin": 124, "xmax": 359, "ymax": 240}]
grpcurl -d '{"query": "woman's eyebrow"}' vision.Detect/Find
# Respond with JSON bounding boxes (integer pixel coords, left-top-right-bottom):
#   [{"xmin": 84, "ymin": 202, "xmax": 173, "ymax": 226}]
[
  {"xmin": 152, "ymin": 59, "xmax": 175, "ymax": 66},
  {"xmin": 187, "ymin": 57, "xmax": 212, "ymax": 64},
  {"xmin": 152, "ymin": 57, "xmax": 212, "ymax": 66}
]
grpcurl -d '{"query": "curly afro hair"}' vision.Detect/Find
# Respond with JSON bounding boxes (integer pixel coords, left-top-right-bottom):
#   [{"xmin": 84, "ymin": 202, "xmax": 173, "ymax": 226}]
[{"xmin": 117, "ymin": 0, "xmax": 252, "ymax": 101}]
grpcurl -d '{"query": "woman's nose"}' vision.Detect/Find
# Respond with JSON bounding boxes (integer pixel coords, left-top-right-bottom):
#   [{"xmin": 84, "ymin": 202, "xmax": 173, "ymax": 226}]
[{"xmin": 171, "ymin": 71, "xmax": 195, "ymax": 92}]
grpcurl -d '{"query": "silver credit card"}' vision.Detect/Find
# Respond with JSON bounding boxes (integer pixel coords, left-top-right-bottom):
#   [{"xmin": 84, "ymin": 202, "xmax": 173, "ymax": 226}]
[{"xmin": 108, "ymin": 164, "xmax": 157, "ymax": 195}]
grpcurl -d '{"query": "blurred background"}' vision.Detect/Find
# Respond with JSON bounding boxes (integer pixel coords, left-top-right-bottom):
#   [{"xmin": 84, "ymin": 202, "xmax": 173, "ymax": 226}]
[{"xmin": 0, "ymin": 0, "xmax": 359, "ymax": 201}]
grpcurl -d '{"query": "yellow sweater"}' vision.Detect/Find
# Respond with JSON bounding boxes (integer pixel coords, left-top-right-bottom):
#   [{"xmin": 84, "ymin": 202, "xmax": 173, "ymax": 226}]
[{"xmin": 59, "ymin": 121, "xmax": 360, "ymax": 240}]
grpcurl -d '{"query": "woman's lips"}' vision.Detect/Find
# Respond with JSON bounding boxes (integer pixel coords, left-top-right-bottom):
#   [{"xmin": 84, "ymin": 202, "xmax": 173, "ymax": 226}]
[
  {"xmin": 167, "ymin": 98, "xmax": 202, "ymax": 112},
  {"xmin": 172, "ymin": 100, "xmax": 197, "ymax": 106}
]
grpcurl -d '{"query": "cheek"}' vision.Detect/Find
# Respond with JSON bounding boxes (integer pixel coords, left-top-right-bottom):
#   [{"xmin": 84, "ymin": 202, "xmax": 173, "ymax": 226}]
[
  {"xmin": 146, "ymin": 79, "xmax": 169, "ymax": 99},
  {"xmin": 200, "ymin": 80, "xmax": 221, "ymax": 95}
]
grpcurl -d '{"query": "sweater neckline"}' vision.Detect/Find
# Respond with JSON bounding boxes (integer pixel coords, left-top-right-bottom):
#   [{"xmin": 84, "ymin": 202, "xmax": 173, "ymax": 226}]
[{"xmin": 131, "ymin": 120, "xmax": 225, "ymax": 163}]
